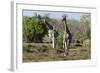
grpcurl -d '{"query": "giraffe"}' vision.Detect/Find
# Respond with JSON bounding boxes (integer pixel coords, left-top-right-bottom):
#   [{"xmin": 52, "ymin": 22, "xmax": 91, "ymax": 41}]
[
  {"xmin": 62, "ymin": 15, "xmax": 72, "ymax": 56},
  {"xmin": 43, "ymin": 19, "xmax": 58, "ymax": 48}
]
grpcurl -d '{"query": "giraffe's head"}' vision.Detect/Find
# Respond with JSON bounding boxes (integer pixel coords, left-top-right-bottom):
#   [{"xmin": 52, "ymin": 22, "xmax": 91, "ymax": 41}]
[
  {"xmin": 62, "ymin": 15, "xmax": 66, "ymax": 21},
  {"xmin": 62, "ymin": 14, "xmax": 68, "ymax": 25}
]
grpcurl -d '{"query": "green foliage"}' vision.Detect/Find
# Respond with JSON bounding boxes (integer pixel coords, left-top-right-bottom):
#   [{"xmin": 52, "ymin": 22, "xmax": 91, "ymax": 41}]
[
  {"xmin": 80, "ymin": 14, "xmax": 91, "ymax": 39},
  {"xmin": 56, "ymin": 32, "xmax": 64, "ymax": 49},
  {"xmin": 23, "ymin": 16, "xmax": 48, "ymax": 43}
]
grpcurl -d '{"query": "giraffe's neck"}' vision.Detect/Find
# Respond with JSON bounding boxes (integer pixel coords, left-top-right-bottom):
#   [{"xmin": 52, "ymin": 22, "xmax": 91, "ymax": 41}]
[{"xmin": 63, "ymin": 20, "xmax": 70, "ymax": 43}]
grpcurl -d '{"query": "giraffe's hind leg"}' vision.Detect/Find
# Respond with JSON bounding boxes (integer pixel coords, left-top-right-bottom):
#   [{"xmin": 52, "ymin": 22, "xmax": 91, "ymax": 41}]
[
  {"xmin": 64, "ymin": 41, "xmax": 69, "ymax": 56},
  {"xmin": 64, "ymin": 40, "xmax": 70, "ymax": 56}
]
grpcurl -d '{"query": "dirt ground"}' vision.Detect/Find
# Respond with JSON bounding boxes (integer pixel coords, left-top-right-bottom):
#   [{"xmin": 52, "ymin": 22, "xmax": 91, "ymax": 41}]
[{"xmin": 23, "ymin": 43, "xmax": 91, "ymax": 62}]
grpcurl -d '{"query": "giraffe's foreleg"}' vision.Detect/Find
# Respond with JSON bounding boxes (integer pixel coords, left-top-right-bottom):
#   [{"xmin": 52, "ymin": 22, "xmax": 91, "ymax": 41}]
[
  {"xmin": 52, "ymin": 37, "xmax": 55, "ymax": 48},
  {"xmin": 64, "ymin": 41, "xmax": 67, "ymax": 56},
  {"xmin": 64, "ymin": 40, "xmax": 70, "ymax": 56},
  {"xmin": 67, "ymin": 40, "xmax": 70, "ymax": 54}
]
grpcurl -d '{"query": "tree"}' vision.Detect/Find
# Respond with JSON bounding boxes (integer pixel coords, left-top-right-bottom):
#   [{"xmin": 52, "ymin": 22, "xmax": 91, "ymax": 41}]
[
  {"xmin": 23, "ymin": 16, "xmax": 32, "ymax": 42},
  {"xmin": 23, "ymin": 15, "xmax": 48, "ymax": 43},
  {"xmin": 80, "ymin": 14, "xmax": 91, "ymax": 39}
]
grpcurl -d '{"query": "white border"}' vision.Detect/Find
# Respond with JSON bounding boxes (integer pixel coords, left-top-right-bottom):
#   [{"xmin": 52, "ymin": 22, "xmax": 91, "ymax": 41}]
[{"xmin": 11, "ymin": 1, "xmax": 97, "ymax": 72}]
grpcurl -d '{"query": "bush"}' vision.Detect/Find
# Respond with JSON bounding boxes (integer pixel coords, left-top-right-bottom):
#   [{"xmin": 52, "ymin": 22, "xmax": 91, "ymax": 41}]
[
  {"xmin": 23, "ymin": 16, "xmax": 48, "ymax": 43},
  {"xmin": 56, "ymin": 32, "xmax": 63, "ymax": 49}
]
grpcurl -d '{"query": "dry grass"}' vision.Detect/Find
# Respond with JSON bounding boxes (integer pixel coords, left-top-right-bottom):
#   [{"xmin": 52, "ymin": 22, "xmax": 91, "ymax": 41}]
[{"xmin": 23, "ymin": 43, "xmax": 91, "ymax": 62}]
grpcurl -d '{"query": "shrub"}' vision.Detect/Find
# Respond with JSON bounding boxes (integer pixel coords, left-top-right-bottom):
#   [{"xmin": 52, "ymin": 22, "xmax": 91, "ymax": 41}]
[{"xmin": 56, "ymin": 32, "xmax": 63, "ymax": 49}]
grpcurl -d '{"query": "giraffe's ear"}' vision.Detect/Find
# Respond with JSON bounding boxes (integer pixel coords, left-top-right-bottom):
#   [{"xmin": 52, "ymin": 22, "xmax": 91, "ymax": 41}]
[{"xmin": 62, "ymin": 14, "xmax": 68, "ymax": 20}]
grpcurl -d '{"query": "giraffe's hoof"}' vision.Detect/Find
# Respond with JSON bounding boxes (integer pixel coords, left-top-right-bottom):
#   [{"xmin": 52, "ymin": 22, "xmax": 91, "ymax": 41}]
[
  {"xmin": 64, "ymin": 53, "xmax": 66, "ymax": 56},
  {"xmin": 64, "ymin": 52, "xmax": 69, "ymax": 56}
]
